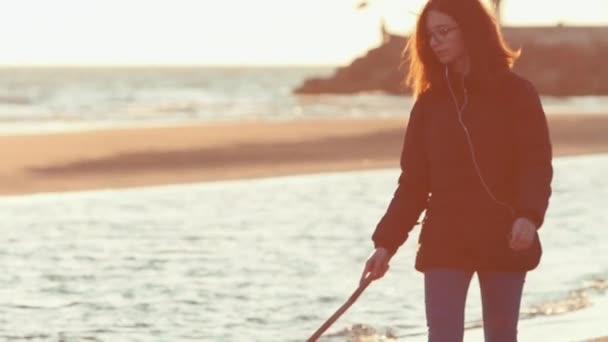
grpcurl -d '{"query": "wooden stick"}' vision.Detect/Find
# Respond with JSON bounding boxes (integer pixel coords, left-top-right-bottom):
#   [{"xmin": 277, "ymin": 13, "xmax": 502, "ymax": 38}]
[{"xmin": 307, "ymin": 274, "xmax": 374, "ymax": 342}]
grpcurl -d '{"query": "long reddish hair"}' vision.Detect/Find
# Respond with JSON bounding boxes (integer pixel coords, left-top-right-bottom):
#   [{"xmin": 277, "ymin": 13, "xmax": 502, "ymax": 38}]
[{"xmin": 403, "ymin": 0, "xmax": 520, "ymax": 98}]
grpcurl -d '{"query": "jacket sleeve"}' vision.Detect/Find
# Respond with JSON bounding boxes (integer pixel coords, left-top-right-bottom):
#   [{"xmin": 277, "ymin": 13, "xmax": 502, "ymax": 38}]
[
  {"xmin": 513, "ymin": 80, "xmax": 553, "ymax": 229},
  {"xmin": 371, "ymin": 99, "xmax": 430, "ymax": 256}
]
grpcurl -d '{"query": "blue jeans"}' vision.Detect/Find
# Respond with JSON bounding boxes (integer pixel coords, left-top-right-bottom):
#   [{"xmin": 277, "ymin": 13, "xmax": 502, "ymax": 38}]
[{"xmin": 424, "ymin": 269, "xmax": 526, "ymax": 342}]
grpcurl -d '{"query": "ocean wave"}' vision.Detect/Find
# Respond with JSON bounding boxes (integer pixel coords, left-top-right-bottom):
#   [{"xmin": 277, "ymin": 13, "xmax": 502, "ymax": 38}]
[
  {"xmin": 322, "ymin": 324, "xmax": 397, "ymax": 341},
  {"xmin": 0, "ymin": 95, "xmax": 32, "ymax": 105},
  {"xmin": 523, "ymin": 277, "xmax": 608, "ymax": 318}
]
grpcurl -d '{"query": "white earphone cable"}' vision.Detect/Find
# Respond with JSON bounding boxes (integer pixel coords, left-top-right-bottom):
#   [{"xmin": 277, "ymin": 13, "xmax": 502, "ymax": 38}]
[{"xmin": 444, "ymin": 66, "xmax": 515, "ymax": 218}]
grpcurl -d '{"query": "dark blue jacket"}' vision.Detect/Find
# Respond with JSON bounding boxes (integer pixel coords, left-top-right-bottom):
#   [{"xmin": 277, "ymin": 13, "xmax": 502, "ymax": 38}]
[{"xmin": 371, "ymin": 70, "xmax": 553, "ymax": 272}]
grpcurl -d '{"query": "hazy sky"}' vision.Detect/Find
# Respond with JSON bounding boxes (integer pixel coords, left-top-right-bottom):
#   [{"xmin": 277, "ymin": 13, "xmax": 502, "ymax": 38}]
[{"xmin": 1, "ymin": 0, "xmax": 606, "ymax": 66}]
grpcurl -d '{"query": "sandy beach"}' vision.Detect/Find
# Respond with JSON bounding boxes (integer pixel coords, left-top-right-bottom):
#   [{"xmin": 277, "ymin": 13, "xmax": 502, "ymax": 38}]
[{"xmin": 1, "ymin": 114, "xmax": 608, "ymax": 196}]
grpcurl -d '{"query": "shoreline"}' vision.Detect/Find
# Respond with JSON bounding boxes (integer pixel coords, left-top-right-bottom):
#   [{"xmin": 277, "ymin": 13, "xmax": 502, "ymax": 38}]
[{"xmin": 2, "ymin": 114, "xmax": 608, "ymax": 196}]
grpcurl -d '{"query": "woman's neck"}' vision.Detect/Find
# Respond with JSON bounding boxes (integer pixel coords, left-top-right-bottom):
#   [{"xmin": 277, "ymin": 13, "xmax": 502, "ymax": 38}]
[{"xmin": 450, "ymin": 54, "xmax": 470, "ymax": 75}]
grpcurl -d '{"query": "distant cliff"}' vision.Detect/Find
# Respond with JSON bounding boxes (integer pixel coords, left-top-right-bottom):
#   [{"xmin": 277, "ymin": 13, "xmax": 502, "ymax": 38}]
[{"xmin": 294, "ymin": 26, "xmax": 608, "ymax": 96}]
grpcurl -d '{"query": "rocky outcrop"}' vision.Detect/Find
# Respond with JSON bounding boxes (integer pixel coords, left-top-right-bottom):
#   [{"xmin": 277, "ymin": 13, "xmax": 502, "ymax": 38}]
[{"xmin": 293, "ymin": 26, "xmax": 608, "ymax": 96}]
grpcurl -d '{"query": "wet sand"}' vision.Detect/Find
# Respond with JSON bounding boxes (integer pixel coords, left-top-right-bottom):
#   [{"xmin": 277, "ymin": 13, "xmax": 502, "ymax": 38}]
[{"xmin": 1, "ymin": 114, "xmax": 608, "ymax": 196}]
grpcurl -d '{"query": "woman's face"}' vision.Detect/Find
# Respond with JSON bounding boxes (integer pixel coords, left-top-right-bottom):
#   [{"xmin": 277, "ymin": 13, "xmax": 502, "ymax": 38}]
[{"xmin": 425, "ymin": 9, "xmax": 466, "ymax": 65}]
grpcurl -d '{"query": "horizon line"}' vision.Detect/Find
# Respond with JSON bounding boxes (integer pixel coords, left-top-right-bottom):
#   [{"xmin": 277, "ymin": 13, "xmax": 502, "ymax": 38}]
[{"xmin": 0, "ymin": 64, "xmax": 342, "ymax": 69}]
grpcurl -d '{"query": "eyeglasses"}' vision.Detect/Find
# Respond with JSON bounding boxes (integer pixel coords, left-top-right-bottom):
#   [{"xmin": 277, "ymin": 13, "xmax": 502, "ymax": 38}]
[{"xmin": 427, "ymin": 26, "xmax": 459, "ymax": 42}]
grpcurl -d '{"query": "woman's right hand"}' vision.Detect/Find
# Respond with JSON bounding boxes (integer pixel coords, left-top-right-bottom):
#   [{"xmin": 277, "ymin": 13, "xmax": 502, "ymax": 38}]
[{"xmin": 360, "ymin": 248, "xmax": 391, "ymax": 285}]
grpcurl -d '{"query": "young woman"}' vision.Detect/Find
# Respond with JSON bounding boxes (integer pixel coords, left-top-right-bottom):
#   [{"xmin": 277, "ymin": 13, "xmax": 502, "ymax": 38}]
[{"xmin": 360, "ymin": 0, "xmax": 553, "ymax": 341}]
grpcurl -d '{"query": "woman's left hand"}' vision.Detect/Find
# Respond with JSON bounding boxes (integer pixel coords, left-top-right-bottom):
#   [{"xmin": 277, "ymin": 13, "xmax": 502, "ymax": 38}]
[{"xmin": 509, "ymin": 217, "xmax": 537, "ymax": 251}]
